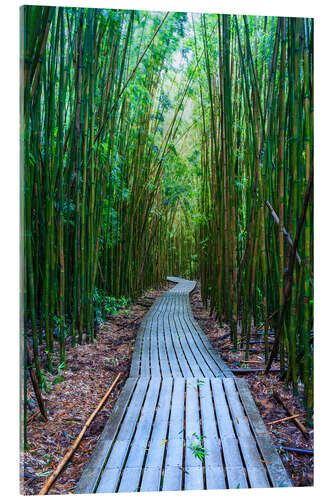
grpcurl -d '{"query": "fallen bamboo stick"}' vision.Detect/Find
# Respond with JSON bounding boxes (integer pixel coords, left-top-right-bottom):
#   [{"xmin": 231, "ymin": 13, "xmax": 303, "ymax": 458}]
[
  {"xmin": 221, "ymin": 348, "xmax": 260, "ymax": 353},
  {"xmin": 110, "ymin": 314, "xmax": 145, "ymax": 334},
  {"xmin": 278, "ymin": 446, "xmax": 313, "ymax": 455},
  {"xmin": 249, "ymin": 340, "xmax": 274, "ymax": 345},
  {"xmin": 267, "ymin": 412, "xmax": 307, "ymax": 426},
  {"xmin": 241, "ymin": 360, "xmax": 263, "ymax": 364},
  {"xmin": 231, "ymin": 368, "xmax": 280, "ymax": 374},
  {"xmin": 38, "ymin": 372, "xmax": 122, "ymax": 495},
  {"xmin": 273, "ymin": 391, "xmax": 309, "ymax": 438},
  {"xmin": 27, "ymin": 409, "xmax": 40, "ymax": 425},
  {"xmin": 256, "ymin": 310, "xmax": 278, "ymax": 330}
]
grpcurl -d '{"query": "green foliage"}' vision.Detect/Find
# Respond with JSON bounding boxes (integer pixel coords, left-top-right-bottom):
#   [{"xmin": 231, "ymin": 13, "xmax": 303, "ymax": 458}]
[
  {"xmin": 39, "ymin": 368, "xmax": 50, "ymax": 394},
  {"xmin": 93, "ymin": 288, "xmax": 129, "ymax": 322},
  {"xmin": 52, "ymin": 361, "xmax": 65, "ymax": 385},
  {"xmin": 189, "ymin": 432, "xmax": 208, "ymax": 462}
]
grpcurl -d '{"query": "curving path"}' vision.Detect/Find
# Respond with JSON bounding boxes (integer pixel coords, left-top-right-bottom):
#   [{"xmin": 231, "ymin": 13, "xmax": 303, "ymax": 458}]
[{"xmin": 76, "ymin": 277, "xmax": 291, "ymax": 494}]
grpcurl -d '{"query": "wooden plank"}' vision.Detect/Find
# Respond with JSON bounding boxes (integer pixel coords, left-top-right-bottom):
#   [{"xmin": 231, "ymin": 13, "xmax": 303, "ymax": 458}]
[
  {"xmin": 167, "ymin": 276, "xmax": 182, "ymax": 284},
  {"xmin": 163, "ymin": 296, "xmax": 182, "ymax": 376},
  {"xmin": 129, "ymin": 325, "xmax": 145, "ymax": 377},
  {"xmin": 184, "ymin": 466, "xmax": 203, "ymax": 490},
  {"xmin": 95, "ymin": 466, "xmax": 122, "ymax": 493},
  {"xmin": 139, "ymin": 316, "xmax": 152, "ymax": 377},
  {"xmin": 226, "ymin": 467, "xmax": 249, "ymax": 489},
  {"xmin": 210, "ymin": 378, "xmax": 248, "ymax": 488},
  {"xmin": 138, "ymin": 295, "xmax": 164, "ymax": 377},
  {"xmin": 156, "ymin": 297, "xmax": 172, "ymax": 377},
  {"xmin": 178, "ymin": 295, "xmax": 213, "ymax": 377},
  {"xmin": 223, "ymin": 378, "xmax": 270, "ymax": 488},
  {"xmin": 179, "ymin": 311, "xmax": 217, "ymax": 377},
  {"xmin": 96, "ymin": 377, "xmax": 150, "ymax": 493},
  {"xmin": 169, "ymin": 297, "xmax": 194, "ymax": 377},
  {"xmin": 198, "ymin": 379, "xmax": 225, "ymax": 487},
  {"xmin": 149, "ymin": 303, "xmax": 163, "ymax": 377},
  {"xmin": 140, "ymin": 379, "xmax": 173, "ymax": 491},
  {"xmin": 234, "ymin": 378, "xmax": 269, "ymax": 437},
  {"xmin": 184, "ymin": 378, "xmax": 204, "ymax": 490},
  {"xmin": 163, "ymin": 466, "xmax": 183, "ymax": 491},
  {"xmin": 141, "ymin": 467, "xmax": 162, "ymax": 492},
  {"xmin": 235, "ymin": 378, "xmax": 292, "ymax": 487},
  {"xmin": 163, "ymin": 378, "xmax": 185, "ymax": 490},
  {"xmin": 117, "ymin": 378, "xmax": 161, "ymax": 492},
  {"xmin": 205, "ymin": 467, "xmax": 226, "ymax": 490},
  {"xmin": 185, "ymin": 314, "xmax": 234, "ymax": 377},
  {"xmin": 75, "ymin": 377, "xmax": 138, "ymax": 494},
  {"xmin": 183, "ymin": 303, "xmax": 233, "ymax": 373},
  {"xmin": 173, "ymin": 308, "xmax": 203, "ymax": 377}
]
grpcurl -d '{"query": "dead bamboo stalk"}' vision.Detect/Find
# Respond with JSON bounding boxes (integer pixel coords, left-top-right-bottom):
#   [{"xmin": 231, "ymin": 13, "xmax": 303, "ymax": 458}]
[
  {"xmin": 267, "ymin": 412, "xmax": 307, "ymax": 426},
  {"xmin": 241, "ymin": 360, "xmax": 263, "ymax": 364},
  {"xmin": 38, "ymin": 372, "xmax": 122, "ymax": 495},
  {"xmin": 265, "ymin": 200, "xmax": 302, "ymax": 265},
  {"xmin": 26, "ymin": 345, "xmax": 48, "ymax": 421},
  {"xmin": 273, "ymin": 391, "xmax": 309, "ymax": 438},
  {"xmin": 256, "ymin": 309, "xmax": 278, "ymax": 330},
  {"xmin": 231, "ymin": 368, "xmax": 280, "ymax": 374},
  {"xmin": 265, "ymin": 165, "xmax": 314, "ymax": 373}
]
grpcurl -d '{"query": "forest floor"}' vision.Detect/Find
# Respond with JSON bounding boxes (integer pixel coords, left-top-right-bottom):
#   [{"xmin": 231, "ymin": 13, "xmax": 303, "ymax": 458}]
[
  {"xmin": 190, "ymin": 284, "xmax": 314, "ymax": 488},
  {"xmin": 21, "ymin": 283, "xmax": 172, "ymax": 495},
  {"xmin": 22, "ymin": 280, "xmax": 313, "ymax": 495}
]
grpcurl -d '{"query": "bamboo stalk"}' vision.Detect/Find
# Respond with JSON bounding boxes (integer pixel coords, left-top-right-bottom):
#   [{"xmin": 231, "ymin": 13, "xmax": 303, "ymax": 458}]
[
  {"xmin": 265, "ymin": 163, "xmax": 313, "ymax": 373},
  {"xmin": 26, "ymin": 346, "xmax": 47, "ymax": 421}
]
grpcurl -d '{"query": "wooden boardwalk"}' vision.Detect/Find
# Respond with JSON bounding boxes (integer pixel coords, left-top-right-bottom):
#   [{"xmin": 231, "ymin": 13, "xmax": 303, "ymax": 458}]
[{"xmin": 76, "ymin": 277, "xmax": 291, "ymax": 494}]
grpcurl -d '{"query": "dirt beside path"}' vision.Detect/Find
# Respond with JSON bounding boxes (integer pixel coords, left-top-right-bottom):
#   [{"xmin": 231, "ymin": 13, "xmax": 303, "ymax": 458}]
[
  {"xmin": 22, "ymin": 284, "xmax": 172, "ymax": 495},
  {"xmin": 190, "ymin": 283, "xmax": 313, "ymax": 488}
]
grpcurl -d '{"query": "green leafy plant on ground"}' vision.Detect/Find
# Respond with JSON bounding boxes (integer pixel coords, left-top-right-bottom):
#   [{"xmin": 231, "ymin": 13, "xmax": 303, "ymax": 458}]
[
  {"xmin": 52, "ymin": 361, "xmax": 66, "ymax": 385},
  {"xmin": 189, "ymin": 432, "xmax": 208, "ymax": 462},
  {"xmin": 93, "ymin": 288, "xmax": 130, "ymax": 323}
]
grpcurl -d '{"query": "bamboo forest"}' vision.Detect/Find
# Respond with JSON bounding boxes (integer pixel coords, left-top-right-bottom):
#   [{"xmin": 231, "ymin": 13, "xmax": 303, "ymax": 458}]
[{"xmin": 21, "ymin": 4, "xmax": 314, "ymax": 494}]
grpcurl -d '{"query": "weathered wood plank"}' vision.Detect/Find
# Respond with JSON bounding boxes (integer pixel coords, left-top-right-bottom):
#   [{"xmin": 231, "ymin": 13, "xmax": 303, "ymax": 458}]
[
  {"xmin": 163, "ymin": 296, "xmax": 182, "ymax": 376},
  {"xmin": 184, "ymin": 379, "xmax": 204, "ymax": 490},
  {"xmin": 180, "ymin": 313, "xmax": 216, "ymax": 377},
  {"xmin": 199, "ymin": 379, "xmax": 225, "ymax": 486},
  {"xmin": 140, "ymin": 378, "xmax": 173, "ymax": 491},
  {"xmin": 169, "ymin": 298, "xmax": 194, "ymax": 377},
  {"xmin": 163, "ymin": 378, "xmax": 185, "ymax": 490},
  {"xmin": 223, "ymin": 378, "xmax": 269, "ymax": 488},
  {"xmin": 210, "ymin": 378, "xmax": 248, "ymax": 487},
  {"xmin": 235, "ymin": 378, "xmax": 292, "ymax": 487},
  {"xmin": 173, "ymin": 310, "xmax": 203, "ymax": 377},
  {"xmin": 95, "ymin": 377, "xmax": 150, "ymax": 493},
  {"xmin": 156, "ymin": 298, "xmax": 172, "ymax": 376},
  {"xmin": 75, "ymin": 377, "xmax": 138, "ymax": 494},
  {"xmin": 117, "ymin": 378, "xmax": 161, "ymax": 492},
  {"xmin": 185, "ymin": 314, "xmax": 234, "ymax": 377}
]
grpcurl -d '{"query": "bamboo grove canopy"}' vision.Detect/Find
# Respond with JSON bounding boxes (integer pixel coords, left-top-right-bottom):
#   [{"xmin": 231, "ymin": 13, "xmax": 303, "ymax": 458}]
[{"xmin": 22, "ymin": 6, "xmax": 313, "ymax": 444}]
